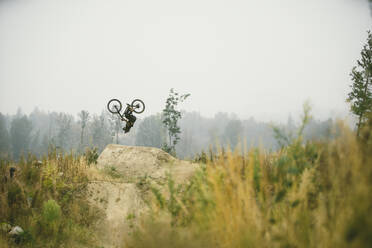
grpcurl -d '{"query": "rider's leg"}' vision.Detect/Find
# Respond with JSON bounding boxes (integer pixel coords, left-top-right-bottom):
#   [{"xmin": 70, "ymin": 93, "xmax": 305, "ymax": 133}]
[
  {"xmin": 128, "ymin": 115, "xmax": 136, "ymax": 126},
  {"xmin": 123, "ymin": 124, "xmax": 130, "ymax": 133},
  {"xmin": 123, "ymin": 114, "xmax": 136, "ymax": 133}
]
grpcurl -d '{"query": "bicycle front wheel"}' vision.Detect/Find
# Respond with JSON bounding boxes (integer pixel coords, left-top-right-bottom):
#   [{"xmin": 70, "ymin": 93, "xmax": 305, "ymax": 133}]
[{"xmin": 131, "ymin": 99, "xmax": 145, "ymax": 114}]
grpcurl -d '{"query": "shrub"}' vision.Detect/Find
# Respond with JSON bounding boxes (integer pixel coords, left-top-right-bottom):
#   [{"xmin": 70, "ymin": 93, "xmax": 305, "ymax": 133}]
[
  {"xmin": 42, "ymin": 200, "xmax": 61, "ymax": 224},
  {"xmin": 103, "ymin": 166, "xmax": 122, "ymax": 179},
  {"xmin": 40, "ymin": 199, "xmax": 61, "ymax": 237},
  {"xmin": 1, "ymin": 150, "xmax": 99, "ymax": 247},
  {"xmin": 7, "ymin": 184, "xmax": 22, "ymax": 206},
  {"xmin": 85, "ymin": 147, "xmax": 99, "ymax": 165}
]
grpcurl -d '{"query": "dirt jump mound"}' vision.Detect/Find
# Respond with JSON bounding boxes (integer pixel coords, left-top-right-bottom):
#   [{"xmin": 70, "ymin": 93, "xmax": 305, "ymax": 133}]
[
  {"xmin": 89, "ymin": 145, "xmax": 199, "ymax": 248},
  {"xmin": 96, "ymin": 144, "xmax": 197, "ymax": 183}
]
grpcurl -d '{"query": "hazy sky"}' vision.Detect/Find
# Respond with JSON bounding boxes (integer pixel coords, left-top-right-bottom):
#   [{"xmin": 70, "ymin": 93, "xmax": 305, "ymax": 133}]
[{"xmin": 0, "ymin": 0, "xmax": 371, "ymax": 122}]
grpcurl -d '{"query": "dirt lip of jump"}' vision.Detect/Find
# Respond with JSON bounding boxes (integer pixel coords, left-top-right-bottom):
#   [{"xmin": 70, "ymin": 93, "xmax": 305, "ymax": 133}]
[
  {"xmin": 88, "ymin": 144, "xmax": 199, "ymax": 248},
  {"xmin": 96, "ymin": 144, "xmax": 198, "ymax": 183}
]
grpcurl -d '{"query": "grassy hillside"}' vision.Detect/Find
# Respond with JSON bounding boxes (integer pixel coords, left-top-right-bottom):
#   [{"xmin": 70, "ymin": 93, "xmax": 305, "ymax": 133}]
[
  {"xmin": 0, "ymin": 149, "xmax": 101, "ymax": 248},
  {"xmin": 1, "ymin": 117, "xmax": 371, "ymax": 248},
  {"xmin": 128, "ymin": 119, "xmax": 372, "ymax": 248}
]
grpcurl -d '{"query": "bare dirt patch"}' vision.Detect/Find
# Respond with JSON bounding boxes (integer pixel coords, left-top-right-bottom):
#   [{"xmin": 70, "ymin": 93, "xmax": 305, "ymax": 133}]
[{"xmin": 87, "ymin": 145, "xmax": 199, "ymax": 248}]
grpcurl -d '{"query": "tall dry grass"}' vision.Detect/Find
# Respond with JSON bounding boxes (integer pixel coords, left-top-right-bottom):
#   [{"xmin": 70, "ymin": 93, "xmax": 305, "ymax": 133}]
[
  {"xmin": 0, "ymin": 148, "xmax": 101, "ymax": 247},
  {"xmin": 129, "ymin": 118, "xmax": 372, "ymax": 248}
]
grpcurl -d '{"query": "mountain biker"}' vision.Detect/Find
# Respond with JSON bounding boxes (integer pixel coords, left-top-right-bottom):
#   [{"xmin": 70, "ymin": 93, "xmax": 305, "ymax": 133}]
[{"xmin": 122, "ymin": 105, "xmax": 136, "ymax": 133}]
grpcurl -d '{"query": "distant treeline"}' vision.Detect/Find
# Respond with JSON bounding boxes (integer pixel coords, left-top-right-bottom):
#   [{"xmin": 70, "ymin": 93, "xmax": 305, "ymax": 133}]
[{"xmin": 0, "ymin": 108, "xmax": 333, "ymax": 160}]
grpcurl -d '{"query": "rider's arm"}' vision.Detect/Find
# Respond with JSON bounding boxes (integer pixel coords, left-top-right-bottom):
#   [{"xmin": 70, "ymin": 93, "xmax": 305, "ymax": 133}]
[{"xmin": 124, "ymin": 104, "xmax": 132, "ymax": 113}]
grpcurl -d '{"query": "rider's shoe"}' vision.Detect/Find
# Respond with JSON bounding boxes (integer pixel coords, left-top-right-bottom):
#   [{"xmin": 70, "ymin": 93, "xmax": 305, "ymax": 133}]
[{"xmin": 123, "ymin": 124, "xmax": 132, "ymax": 133}]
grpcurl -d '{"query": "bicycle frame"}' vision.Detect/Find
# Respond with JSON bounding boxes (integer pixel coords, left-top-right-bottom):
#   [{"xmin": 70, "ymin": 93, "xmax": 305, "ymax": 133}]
[
  {"xmin": 113, "ymin": 103, "xmax": 135, "ymax": 123},
  {"xmin": 113, "ymin": 105, "xmax": 127, "ymax": 122}
]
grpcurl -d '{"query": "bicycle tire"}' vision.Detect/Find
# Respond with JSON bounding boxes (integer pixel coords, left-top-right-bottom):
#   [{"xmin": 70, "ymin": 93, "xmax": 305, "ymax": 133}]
[
  {"xmin": 131, "ymin": 99, "xmax": 145, "ymax": 114},
  {"xmin": 107, "ymin": 99, "xmax": 122, "ymax": 114}
]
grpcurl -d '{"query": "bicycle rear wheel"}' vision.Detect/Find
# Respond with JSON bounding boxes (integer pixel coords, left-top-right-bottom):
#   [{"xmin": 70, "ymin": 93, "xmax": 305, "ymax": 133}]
[{"xmin": 107, "ymin": 99, "xmax": 122, "ymax": 114}]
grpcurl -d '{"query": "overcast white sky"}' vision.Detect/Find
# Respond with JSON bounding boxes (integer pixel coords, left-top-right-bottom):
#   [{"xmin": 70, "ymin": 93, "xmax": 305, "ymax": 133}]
[{"xmin": 0, "ymin": 0, "xmax": 371, "ymax": 122}]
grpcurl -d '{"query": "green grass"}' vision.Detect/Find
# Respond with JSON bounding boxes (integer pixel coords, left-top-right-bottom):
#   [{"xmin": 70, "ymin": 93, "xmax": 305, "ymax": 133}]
[
  {"xmin": 0, "ymin": 149, "xmax": 101, "ymax": 247},
  {"xmin": 103, "ymin": 165, "xmax": 123, "ymax": 179}
]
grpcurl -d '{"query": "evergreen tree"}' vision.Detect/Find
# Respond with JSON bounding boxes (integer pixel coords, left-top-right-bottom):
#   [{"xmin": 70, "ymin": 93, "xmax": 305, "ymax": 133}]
[
  {"xmin": 56, "ymin": 113, "xmax": 73, "ymax": 150},
  {"xmin": 91, "ymin": 112, "xmax": 112, "ymax": 151},
  {"xmin": 30, "ymin": 130, "xmax": 41, "ymax": 157},
  {"xmin": 78, "ymin": 110, "xmax": 90, "ymax": 150},
  {"xmin": 0, "ymin": 113, "xmax": 10, "ymax": 157},
  {"xmin": 224, "ymin": 119, "xmax": 243, "ymax": 149},
  {"xmin": 347, "ymin": 31, "xmax": 372, "ymax": 136},
  {"xmin": 10, "ymin": 114, "xmax": 33, "ymax": 159},
  {"xmin": 41, "ymin": 133, "xmax": 50, "ymax": 155},
  {"xmin": 136, "ymin": 114, "xmax": 165, "ymax": 148}
]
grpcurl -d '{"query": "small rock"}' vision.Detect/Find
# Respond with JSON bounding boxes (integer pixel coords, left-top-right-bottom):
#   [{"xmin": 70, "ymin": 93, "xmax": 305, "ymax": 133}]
[
  {"xmin": 34, "ymin": 161, "xmax": 43, "ymax": 167},
  {"xmin": 8, "ymin": 226, "xmax": 24, "ymax": 236}
]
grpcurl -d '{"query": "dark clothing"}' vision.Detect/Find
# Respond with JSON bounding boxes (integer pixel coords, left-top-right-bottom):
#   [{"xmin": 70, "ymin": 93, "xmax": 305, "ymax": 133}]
[
  {"xmin": 123, "ymin": 106, "xmax": 136, "ymax": 133},
  {"xmin": 125, "ymin": 112, "xmax": 136, "ymax": 124},
  {"xmin": 123, "ymin": 125, "xmax": 131, "ymax": 133},
  {"xmin": 9, "ymin": 167, "xmax": 16, "ymax": 178}
]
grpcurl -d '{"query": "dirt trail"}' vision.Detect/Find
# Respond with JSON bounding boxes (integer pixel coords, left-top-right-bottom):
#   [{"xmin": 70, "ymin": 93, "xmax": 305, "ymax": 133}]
[{"xmin": 87, "ymin": 145, "xmax": 198, "ymax": 248}]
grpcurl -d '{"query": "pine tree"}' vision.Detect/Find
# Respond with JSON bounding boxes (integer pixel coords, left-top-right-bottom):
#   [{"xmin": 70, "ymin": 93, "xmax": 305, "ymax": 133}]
[
  {"xmin": 224, "ymin": 119, "xmax": 243, "ymax": 149},
  {"xmin": 347, "ymin": 31, "xmax": 372, "ymax": 136},
  {"xmin": 78, "ymin": 110, "xmax": 90, "ymax": 150},
  {"xmin": 136, "ymin": 114, "xmax": 166, "ymax": 148},
  {"xmin": 56, "ymin": 113, "xmax": 73, "ymax": 150},
  {"xmin": 10, "ymin": 114, "xmax": 33, "ymax": 159},
  {"xmin": 0, "ymin": 113, "xmax": 10, "ymax": 157},
  {"xmin": 91, "ymin": 112, "xmax": 112, "ymax": 151}
]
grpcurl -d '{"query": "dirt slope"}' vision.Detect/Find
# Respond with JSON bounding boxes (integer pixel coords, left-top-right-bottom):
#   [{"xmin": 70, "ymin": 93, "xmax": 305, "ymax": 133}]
[
  {"xmin": 88, "ymin": 145, "xmax": 199, "ymax": 248},
  {"xmin": 87, "ymin": 182, "xmax": 146, "ymax": 248}
]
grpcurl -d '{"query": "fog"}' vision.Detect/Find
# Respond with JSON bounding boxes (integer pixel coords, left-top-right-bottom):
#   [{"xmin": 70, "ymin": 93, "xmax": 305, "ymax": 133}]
[{"xmin": 0, "ymin": 0, "xmax": 371, "ymax": 122}]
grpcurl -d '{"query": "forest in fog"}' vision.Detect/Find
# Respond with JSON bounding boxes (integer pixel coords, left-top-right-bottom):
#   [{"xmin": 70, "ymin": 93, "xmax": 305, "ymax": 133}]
[
  {"xmin": 1, "ymin": 1, "xmax": 372, "ymax": 247},
  {"xmin": 0, "ymin": 107, "xmax": 333, "ymax": 159}
]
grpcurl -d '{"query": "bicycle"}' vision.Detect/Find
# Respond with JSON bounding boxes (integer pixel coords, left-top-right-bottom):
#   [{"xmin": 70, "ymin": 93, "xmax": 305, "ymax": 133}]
[{"xmin": 107, "ymin": 98, "xmax": 145, "ymax": 132}]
